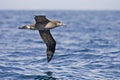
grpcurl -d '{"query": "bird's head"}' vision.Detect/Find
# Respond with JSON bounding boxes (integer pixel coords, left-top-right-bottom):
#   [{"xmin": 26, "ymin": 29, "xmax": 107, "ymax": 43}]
[{"xmin": 53, "ymin": 21, "xmax": 66, "ymax": 27}]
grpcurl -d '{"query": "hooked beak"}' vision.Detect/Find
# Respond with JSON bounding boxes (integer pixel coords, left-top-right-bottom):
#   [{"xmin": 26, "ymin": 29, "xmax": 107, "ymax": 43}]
[
  {"xmin": 60, "ymin": 22, "xmax": 66, "ymax": 27},
  {"xmin": 62, "ymin": 23, "xmax": 66, "ymax": 27}
]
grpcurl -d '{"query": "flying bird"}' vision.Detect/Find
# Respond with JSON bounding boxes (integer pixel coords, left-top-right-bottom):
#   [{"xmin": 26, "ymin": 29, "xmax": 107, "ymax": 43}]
[{"xmin": 19, "ymin": 15, "xmax": 65, "ymax": 62}]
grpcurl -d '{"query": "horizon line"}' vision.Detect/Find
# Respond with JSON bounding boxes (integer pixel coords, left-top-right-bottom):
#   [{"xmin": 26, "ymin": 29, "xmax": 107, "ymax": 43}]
[{"xmin": 0, "ymin": 9, "xmax": 120, "ymax": 11}]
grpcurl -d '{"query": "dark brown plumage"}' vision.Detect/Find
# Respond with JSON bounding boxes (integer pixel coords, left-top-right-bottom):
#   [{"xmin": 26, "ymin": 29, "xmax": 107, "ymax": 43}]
[
  {"xmin": 39, "ymin": 30, "xmax": 56, "ymax": 62},
  {"xmin": 19, "ymin": 15, "xmax": 65, "ymax": 62}
]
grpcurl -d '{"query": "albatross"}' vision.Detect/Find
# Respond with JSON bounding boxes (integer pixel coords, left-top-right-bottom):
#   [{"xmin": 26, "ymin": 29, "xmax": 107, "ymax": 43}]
[{"xmin": 19, "ymin": 15, "xmax": 65, "ymax": 62}]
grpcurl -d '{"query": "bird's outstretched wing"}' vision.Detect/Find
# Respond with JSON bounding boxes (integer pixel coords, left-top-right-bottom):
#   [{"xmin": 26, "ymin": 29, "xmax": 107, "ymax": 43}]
[
  {"xmin": 39, "ymin": 30, "xmax": 56, "ymax": 62},
  {"xmin": 34, "ymin": 15, "xmax": 49, "ymax": 23}
]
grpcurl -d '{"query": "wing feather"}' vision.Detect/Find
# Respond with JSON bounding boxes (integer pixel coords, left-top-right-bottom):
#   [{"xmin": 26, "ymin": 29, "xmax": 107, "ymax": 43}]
[
  {"xmin": 34, "ymin": 15, "xmax": 49, "ymax": 23},
  {"xmin": 39, "ymin": 30, "xmax": 56, "ymax": 62}
]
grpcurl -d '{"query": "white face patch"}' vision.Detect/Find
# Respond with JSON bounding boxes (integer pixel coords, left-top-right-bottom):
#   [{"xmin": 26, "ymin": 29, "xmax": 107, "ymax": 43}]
[{"xmin": 57, "ymin": 22, "xmax": 61, "ymax": 26}]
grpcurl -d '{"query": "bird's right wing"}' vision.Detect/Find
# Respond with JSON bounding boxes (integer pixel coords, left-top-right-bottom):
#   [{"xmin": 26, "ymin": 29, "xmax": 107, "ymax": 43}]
[
  {"xmin": 39, "ymin": 30, "xmax": 56, "ymax": 62},
  {"xmin": 34, "ymin": 15, "xmax": 49, "ymax": 23}
]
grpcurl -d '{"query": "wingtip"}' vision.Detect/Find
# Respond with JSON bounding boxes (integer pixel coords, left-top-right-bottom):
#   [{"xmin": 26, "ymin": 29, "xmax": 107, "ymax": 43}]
[
  {"xmin": 47, "ymin": 51, "xmax": 54, "ymax": 63},
  {"xmin": 47, "ymin": 59, "xmax": 51, "ymax": 63},
  {"xmin": 34, "ymin": 15, "xmax": 46, "ymax": 17},
  {"xmin": 47, "ymin": 55, "xmax": 52, "ymax": 63}
]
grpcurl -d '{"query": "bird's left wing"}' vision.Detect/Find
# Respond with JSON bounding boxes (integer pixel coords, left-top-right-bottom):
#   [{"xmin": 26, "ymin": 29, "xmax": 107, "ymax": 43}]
[{"xmin": 39, "ymin": 30, "xmax": 56, "ymax": 62}]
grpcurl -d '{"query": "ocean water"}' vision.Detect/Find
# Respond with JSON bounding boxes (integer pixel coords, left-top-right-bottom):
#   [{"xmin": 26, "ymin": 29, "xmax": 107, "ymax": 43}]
[{"xmin": 0, "ymin": 10, "xmax": 120, "ymax": 80}]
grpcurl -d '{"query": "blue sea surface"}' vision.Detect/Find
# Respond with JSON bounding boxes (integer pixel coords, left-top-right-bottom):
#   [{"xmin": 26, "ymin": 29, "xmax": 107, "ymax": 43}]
[{"xmin": 0, "ymin": 10, "xmax": 120, "ymax": 80}]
